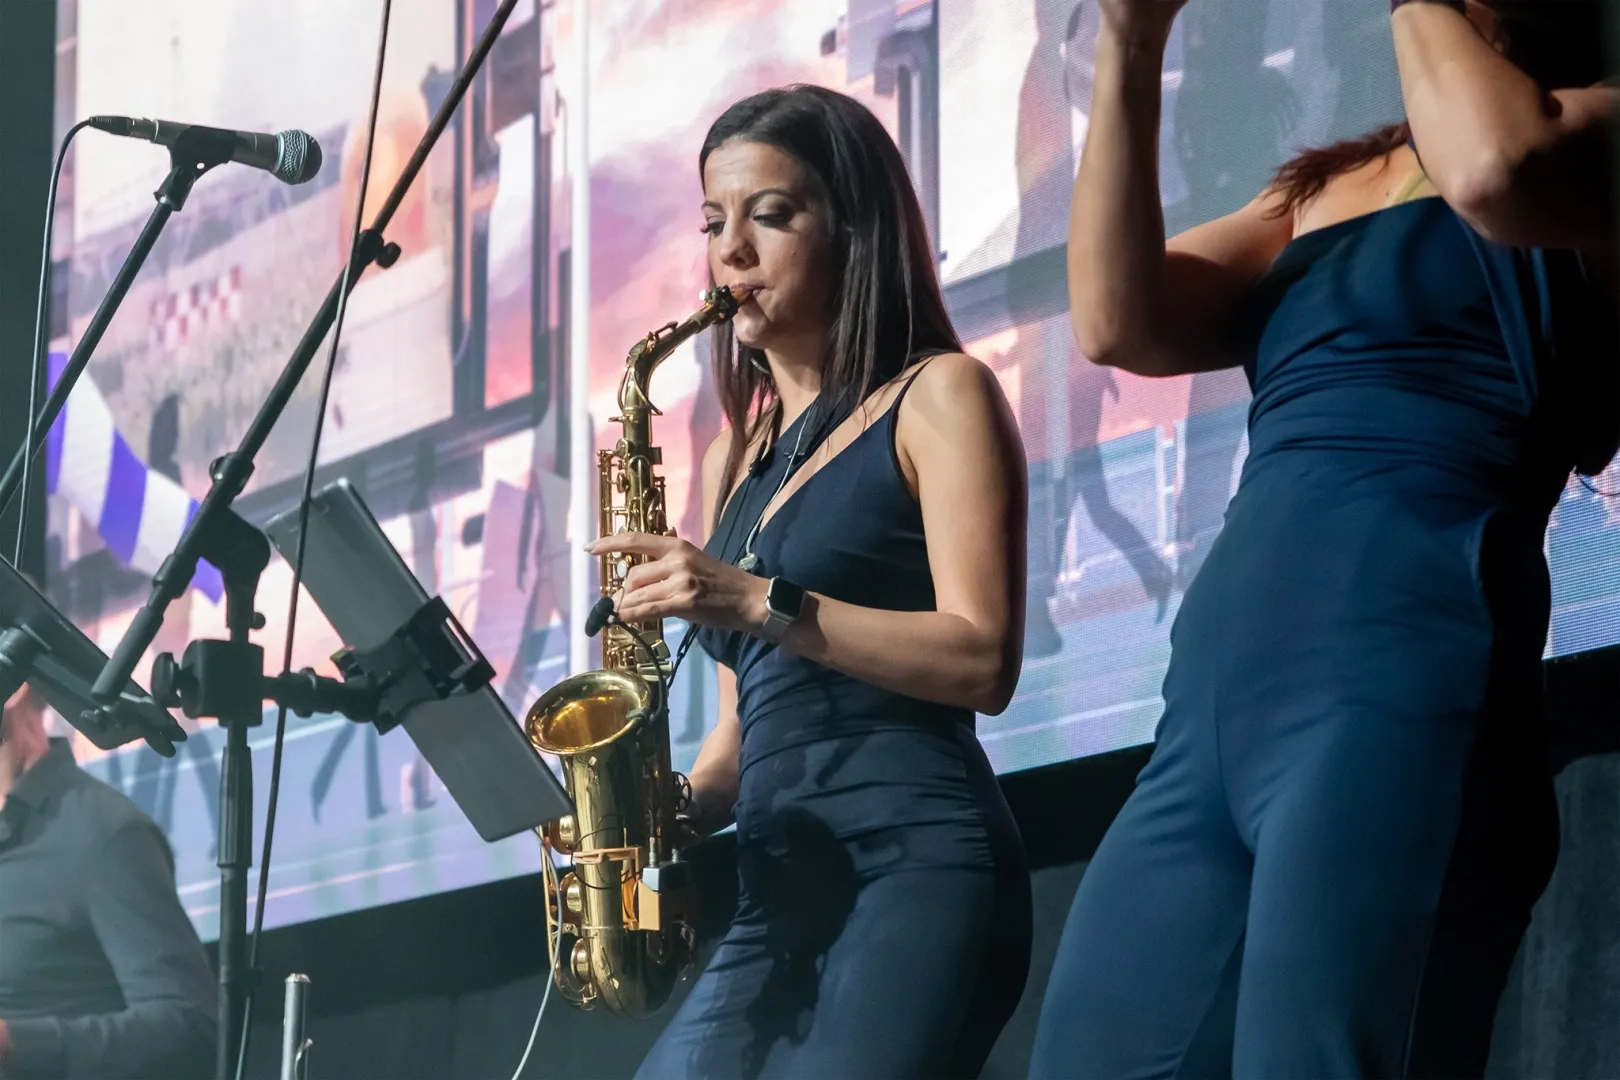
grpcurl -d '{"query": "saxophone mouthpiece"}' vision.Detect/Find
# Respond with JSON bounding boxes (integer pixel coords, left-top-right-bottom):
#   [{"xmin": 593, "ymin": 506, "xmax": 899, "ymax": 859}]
[{"xmin": 721, "ymin": 283, "xmax": 757, "ymax": 305}]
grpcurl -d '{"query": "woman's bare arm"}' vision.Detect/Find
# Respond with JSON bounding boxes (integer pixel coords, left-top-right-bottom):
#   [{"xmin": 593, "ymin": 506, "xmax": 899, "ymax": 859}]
[
  {"xmin": 606, "ymin": 360, "xmax": 1028, "ymax": 717},
  {"xmin": 1070, "ymin": 19, "xmax": 1293, "ymax": 377},
  {"xmin": 772, "ymin": 354, "xmax": 1028, "ymax": 715},
  {"xmin": 683, "ymin": 662, "xmax": 740, "ymax": 835},
  {"xmin": 1393, "ymin": 2, "xmax": 1617, "ymax": 250}
]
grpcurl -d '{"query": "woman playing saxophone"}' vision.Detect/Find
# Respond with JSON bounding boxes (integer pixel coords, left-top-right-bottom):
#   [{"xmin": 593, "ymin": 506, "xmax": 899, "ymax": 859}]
[{"xmin": 591, "ymin": 85, "xmax": 1034, "ymax": 1079}]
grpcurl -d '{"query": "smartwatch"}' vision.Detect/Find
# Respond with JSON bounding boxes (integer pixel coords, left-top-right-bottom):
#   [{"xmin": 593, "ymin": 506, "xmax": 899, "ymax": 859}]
[{"xmin": 760, "ymin": 577, "xmax": 806, "ymax": 644}]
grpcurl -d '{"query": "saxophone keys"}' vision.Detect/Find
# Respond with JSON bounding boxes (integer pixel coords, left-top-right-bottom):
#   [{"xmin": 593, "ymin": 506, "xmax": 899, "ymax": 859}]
[
  {"xmin": 570, "ymin": 939, "xmax": 592, "ymax": 982},
  {"xmin": 551, "ymin": 814, "xmax": 578, "ymax": 851},
  {"xmin": 563, "ymin": 876, "xmax": 584, "ymax": 917}
]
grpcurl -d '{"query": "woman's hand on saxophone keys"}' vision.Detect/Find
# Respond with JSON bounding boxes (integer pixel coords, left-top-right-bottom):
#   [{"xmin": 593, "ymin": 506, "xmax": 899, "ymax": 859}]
[{"xmin": 587, "ymin": 532, "xmax": 769, "ymax": 634}]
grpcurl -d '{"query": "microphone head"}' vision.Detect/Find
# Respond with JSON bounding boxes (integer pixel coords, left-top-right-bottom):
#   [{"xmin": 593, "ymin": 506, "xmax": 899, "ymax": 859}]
[
  {"xmin": 272, "ymin": 129, "xmax": 322, "ymax": 185},
  {"xmin": 584, "ymin": 596, "xmax": 616, "ymax": 638}
]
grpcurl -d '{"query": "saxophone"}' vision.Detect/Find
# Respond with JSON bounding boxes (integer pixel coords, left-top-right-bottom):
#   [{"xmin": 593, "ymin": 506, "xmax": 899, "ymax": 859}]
[{"xmin": 524, "ymin": 285, "xmax": 747, "ymax": 1017}]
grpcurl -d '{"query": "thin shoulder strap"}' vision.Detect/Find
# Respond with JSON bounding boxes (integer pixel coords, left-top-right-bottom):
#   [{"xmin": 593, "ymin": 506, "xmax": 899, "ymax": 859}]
[
  {"xmin": 889, "ymin": 357, "xmax": 935, "ymax": 418},
  {"xmin": 884, "ymin": 358, "xmax": 939, "ymax": 483}
]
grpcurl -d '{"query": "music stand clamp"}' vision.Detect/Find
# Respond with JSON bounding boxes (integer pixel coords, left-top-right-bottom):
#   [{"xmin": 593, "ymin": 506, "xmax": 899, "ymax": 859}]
[
  {"xmin": 331, "ymin": 596, "xmax": 494, "ymax": 736},
  {"xmin": 0, "ymin": 628, "xmax": 46, "ymax": 714},
  {"xmin": 155, "ymin": 596, "xmax": 498, "ymax": 737}
]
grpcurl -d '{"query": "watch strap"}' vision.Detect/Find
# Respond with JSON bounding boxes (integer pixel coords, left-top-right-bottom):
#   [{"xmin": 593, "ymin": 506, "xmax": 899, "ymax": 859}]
[{"xmin": 759, "ymin": 607, "xmax": 794, "ymax": 644}]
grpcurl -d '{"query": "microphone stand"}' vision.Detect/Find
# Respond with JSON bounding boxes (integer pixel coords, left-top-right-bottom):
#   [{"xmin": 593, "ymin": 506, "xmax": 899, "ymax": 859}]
[
  {"xmin": 87, "ymin": 3, "xmax": 523, "ymax": 1076},
  {"xmin": 0, "ymin": 127, "xmax": 245, "ymax": 517}
]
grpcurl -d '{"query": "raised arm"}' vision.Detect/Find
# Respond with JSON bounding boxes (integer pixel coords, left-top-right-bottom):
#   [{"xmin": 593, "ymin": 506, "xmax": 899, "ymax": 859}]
[
  {"xmin": 1393, "ymin": 1, "xmax": 1617, "ymax": 251},
  {"xmin": 1070, "ymin": 0, "xmax": 1293, "ymax": 377}
]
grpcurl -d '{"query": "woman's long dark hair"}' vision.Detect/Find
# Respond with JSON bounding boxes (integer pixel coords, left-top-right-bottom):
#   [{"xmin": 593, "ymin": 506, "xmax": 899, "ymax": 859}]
[
  {"xmin": 1270, "ymin": 0, "xmax": 1610, "ymax": 219},
  {"xmin": 699, "ymin": 85, "xmax": 961, "ymax": 526}
]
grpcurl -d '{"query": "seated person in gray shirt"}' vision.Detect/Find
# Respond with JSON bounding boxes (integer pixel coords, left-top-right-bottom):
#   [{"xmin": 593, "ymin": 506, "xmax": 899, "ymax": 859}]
[{"xmin": 0, "ymin": 682, "xmax": 215, "ymax": 1079}]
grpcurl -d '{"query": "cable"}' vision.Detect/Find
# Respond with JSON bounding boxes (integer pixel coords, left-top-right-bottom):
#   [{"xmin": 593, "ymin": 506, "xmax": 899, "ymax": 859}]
[
  {"xmin": 509, "ymin": 853, "xmax": 560, "ymax": 1080},
  {"xmin": 608, "ymin": 613, "xmax": 673, "ymax": 725},
  {"xmin": 232, "ymin": 4, "xmax": 394, "ymax": 1077},
  {"xmin": 14, "ymin": 120, "xmax": 92, "ymax": 566},
  {"xmin": 670, "ymin": 622, "xmax": 700, "ymax": 682},
  {"xmin": 664, "ymin": 401, "xmax": 824, "ymax": 685}
]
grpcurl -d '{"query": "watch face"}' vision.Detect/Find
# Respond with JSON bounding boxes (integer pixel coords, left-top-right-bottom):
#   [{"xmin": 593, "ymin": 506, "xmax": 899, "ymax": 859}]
[{"xmin": 766, "ymin": 577, "xmax": 806, "ymax": 618}]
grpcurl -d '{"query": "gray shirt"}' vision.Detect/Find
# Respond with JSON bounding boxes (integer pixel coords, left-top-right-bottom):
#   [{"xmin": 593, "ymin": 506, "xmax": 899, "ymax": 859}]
[{"xmin": 0, "ymin": 740, "xmax": 215, "ymax": 1079}]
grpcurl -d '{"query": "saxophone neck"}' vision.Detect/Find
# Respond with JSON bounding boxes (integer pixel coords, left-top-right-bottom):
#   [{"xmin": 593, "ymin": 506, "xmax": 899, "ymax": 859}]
[{"xmin": 619, "ymin": 287, "xmax": 746, "ymax": 416}]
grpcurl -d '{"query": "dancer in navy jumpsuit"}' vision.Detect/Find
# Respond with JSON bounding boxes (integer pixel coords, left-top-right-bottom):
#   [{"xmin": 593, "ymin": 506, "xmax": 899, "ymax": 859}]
[{"xmin": 1031, "ymin": 1, "xmax": 1618, "ymax": 1076}]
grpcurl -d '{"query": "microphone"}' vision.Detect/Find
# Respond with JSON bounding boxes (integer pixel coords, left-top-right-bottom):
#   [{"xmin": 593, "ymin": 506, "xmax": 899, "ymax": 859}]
[
  {"xmin": 88, "ymin": 116, "xmax": 323, "ymax": 186},
  {"xmin": 584, "ymin": 596, "xmax": 616, "ymax": 638}
]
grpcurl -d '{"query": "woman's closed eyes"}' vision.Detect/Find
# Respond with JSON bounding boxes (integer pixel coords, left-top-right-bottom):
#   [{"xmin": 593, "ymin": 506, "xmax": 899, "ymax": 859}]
[{"xmin": 701, "ymin": 206, "xmax": 796, "ymax": 235}]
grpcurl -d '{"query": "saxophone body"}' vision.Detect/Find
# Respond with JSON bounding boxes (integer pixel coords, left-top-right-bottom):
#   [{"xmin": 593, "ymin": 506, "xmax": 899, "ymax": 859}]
[{"xmin": 524, "ymin": 286, "xmax": 745, "ymax": 1017}]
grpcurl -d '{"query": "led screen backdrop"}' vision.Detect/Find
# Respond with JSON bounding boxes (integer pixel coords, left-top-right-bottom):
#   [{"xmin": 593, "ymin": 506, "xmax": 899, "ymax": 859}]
[{"xmin": 44, "ymin": 0, "xmax": 1620, "ymax": 936}]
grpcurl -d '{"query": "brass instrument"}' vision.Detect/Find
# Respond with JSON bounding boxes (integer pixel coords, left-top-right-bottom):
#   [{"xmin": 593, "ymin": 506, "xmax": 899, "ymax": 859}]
[{"xmin": 524, "ymin": 286, "xmax": 747, "ymax": 1016}]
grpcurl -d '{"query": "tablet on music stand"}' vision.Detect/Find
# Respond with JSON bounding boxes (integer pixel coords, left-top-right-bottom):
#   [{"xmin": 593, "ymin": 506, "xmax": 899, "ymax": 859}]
[{"xmin": 263, "ymin": 481, "xmax": 570, "ymax": 842}]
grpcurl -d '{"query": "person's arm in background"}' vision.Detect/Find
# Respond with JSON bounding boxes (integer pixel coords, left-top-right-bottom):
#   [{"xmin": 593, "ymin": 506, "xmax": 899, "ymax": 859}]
[
  {"xmin": 683, "ymin": 666, "xmax": 741, "ymax": 836},
  {"xmin": 1393, "ymin": 0, "xmax": 1617, "ymax": 250},
  {"xmin": 678, "ymin": 431, "xmax": 747, "ymax": 837},
  {"xmin": 2, "ymin": 819, "xmax": 216, "ymax": 1080}
]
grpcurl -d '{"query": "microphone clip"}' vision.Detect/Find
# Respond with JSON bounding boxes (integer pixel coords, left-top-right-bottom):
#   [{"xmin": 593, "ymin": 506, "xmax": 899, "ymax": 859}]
[
  {"xmin": 154, "ymin": 128, "xmax": 240, "ymax": 212},
  {"xmin": 584, "ymin": 595, "xmax": 617, "ymax": 638}
]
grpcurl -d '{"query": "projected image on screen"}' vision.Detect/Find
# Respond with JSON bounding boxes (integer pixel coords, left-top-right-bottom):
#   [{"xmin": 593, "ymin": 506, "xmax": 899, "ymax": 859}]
[
  {"xmin": 46, "ymin": 0, "xmax": 574, "ymax": 935},
  {"xmin": 64, "ymin": 4, "xmax": 451, "ymax": 492},
  {"xmin": 37, "ymin": 0, "xmax": 1620, "ymax": 937}
]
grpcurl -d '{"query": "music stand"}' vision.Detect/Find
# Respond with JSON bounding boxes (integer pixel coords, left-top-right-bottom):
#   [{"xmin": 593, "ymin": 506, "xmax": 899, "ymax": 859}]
[
  {"xmin": 0, "ymin": 558, "xmax": 185, "ymax": 755},
  {"xmin": 263, "ymin": 480, "xmax": 571, "ymax": 841}
]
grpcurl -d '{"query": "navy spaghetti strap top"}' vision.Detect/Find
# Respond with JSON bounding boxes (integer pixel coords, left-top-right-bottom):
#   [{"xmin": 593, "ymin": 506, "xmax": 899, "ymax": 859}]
[
  {"xmin": 697, "ymin": 361, "xmax": 1020, "ymax": 876},
  {"xmin": 1165, "ymin": 196, "xmax": 1617, "ymax": 737},
  {"xmin": 700, "ymin": 364, "xmax": 969, "ymax": 761}
]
